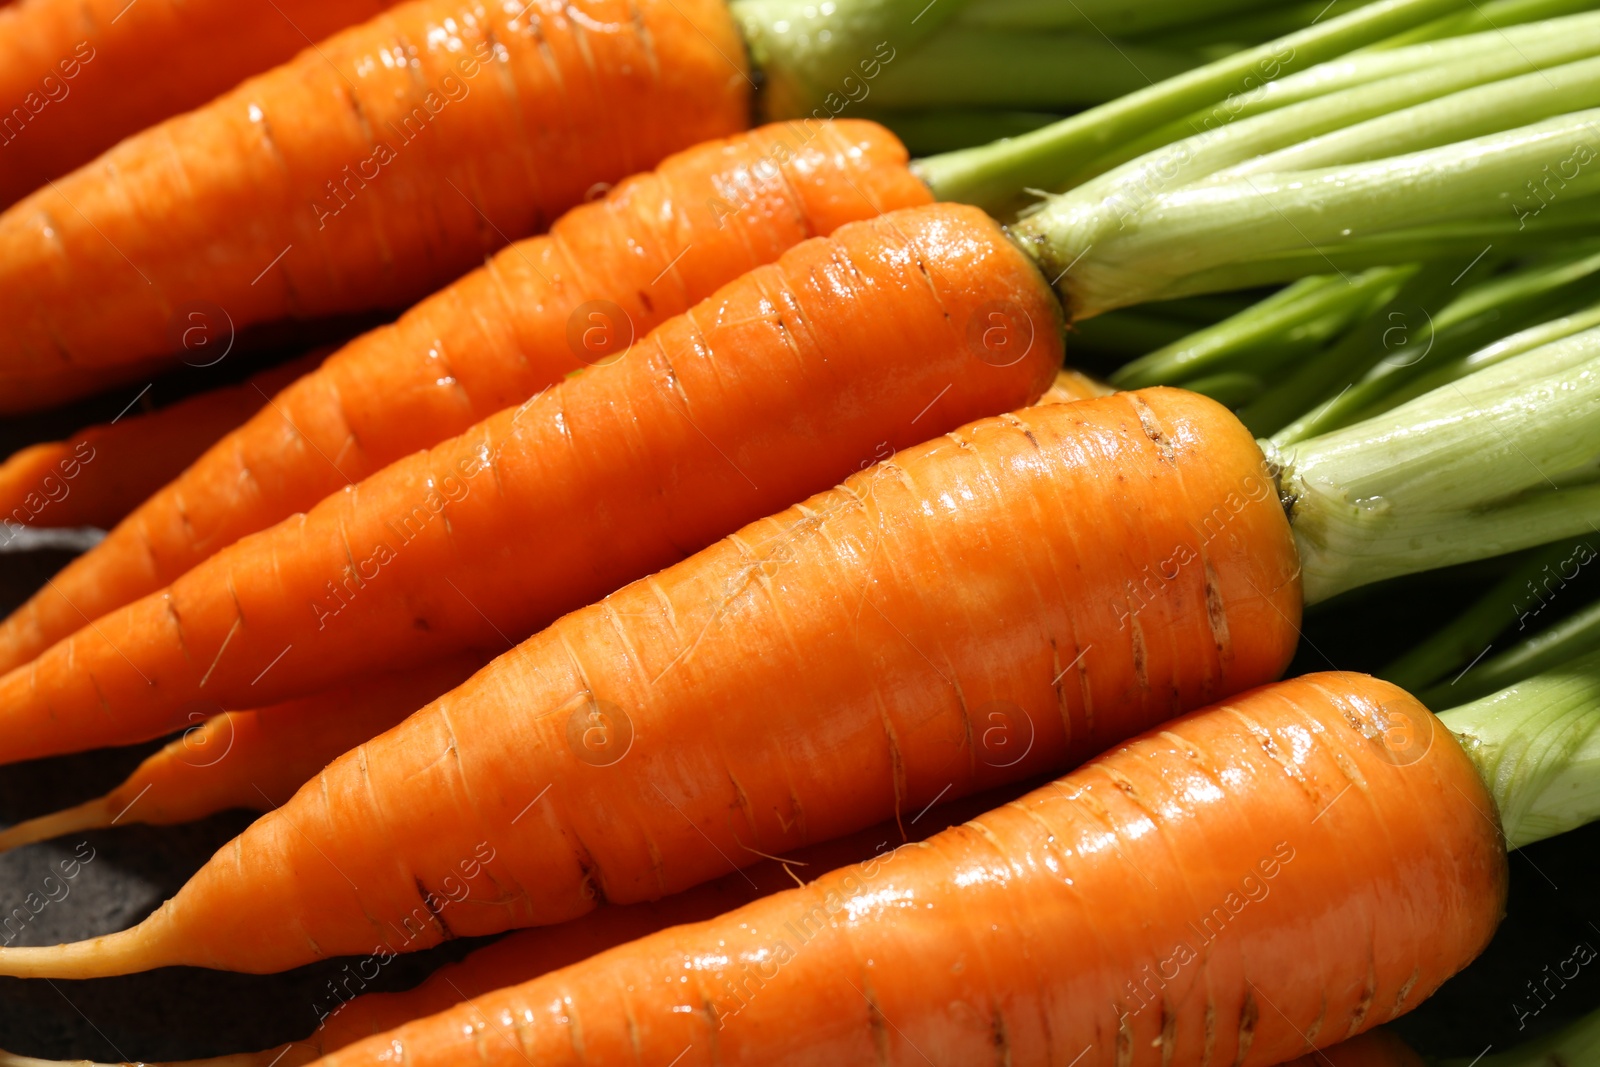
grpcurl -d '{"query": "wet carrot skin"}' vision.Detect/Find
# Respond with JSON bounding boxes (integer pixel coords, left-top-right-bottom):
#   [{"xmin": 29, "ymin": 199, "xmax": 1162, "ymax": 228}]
[
  {"xmin": 0, "ymin": 202, "xmax": 1060, "ymax": 764},
  {"xmin": 104, "ymin": 389, "xmax": 1299, "ymax": 976},
  {"xmin": 0, "ymin": 119, "xmax": 930, "ymax": 674},
  {"xmin": 0, "ymin": 0, "xmax": 391, "ymax": 209},
  {"xmin": 0, "ymin": 353, "xmax": 318, "ymax": 531},
  {"xmin": 309, "ymin": 674, "xmax": 1505, "ymax": 1067},
  {"xmin": 0, "ymin": 0, "xmax": 750, "ymax": 404}
]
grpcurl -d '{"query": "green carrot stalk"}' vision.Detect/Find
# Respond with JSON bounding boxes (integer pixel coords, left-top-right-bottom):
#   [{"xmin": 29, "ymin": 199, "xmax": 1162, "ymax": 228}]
[
  {"xmin": 1111, "ymin": 271, "xmax": 1402, "ymax": 389},
  {"xmin": 1282, "ymin": 260, "xmax": 1600, "ymax": 442},
  {"xmin": 947, "ymin": 0, "xmax": 1273, "ymax": 35},
  {"xmin": 1206, "ymin": 53, "xmax": 1600, "ymax": 180},
  {"xmin": 1380, "ymin": 538, "xmax": 1599, "ymax": 693},
  {"xmin": 1166, "ymin": 370, "xmax": 1264, "ymax": 406},
  {"xmin": 861, "ymin": 31, "xmax": 1202, "ymax": 111},
  {"xmin": 1274, "ymin": 325, "xmax": 1600, "ymax": 605},
  {"xmin": 1376, "ymin": 0, "xmax": 1599, "ymax": 48},
  {"xmin": 1015, "ymin": 109, "xmax": 1600, "ymax": 318},
  {"xmin": 1061, "ymin": 21, "xmax": 1600, "ymax": 240},
  {"xmin": 1440, "ymin": 649, "xmax": 1600, "ymax": 850},
  {"xmin": 1065, "ymin": 310, "xmax": 1201, "ymax": 358},
  {"xmin": 1425, "ymin": 593, "xmax": 1600, "ymax": 710},
  {"xmin": 877, "ymin": 108, "xmax": 1061, "ymax": 157},
  {"xmin": 913, "ymin": 0, "xmax": 1468, "ymax": 211},
  {"xmin": 1237, "ymin": 263, "xmax": 1462, "ymax": 437}
]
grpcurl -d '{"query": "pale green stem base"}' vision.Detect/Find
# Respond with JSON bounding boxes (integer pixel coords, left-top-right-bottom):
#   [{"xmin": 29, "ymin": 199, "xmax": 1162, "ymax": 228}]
[
  {"xmin": 1279, "ymin": 325, "xmax": 1600, "ymax": 604},
  {"xmin": 1437, "ymin": 1004, "xmax": 1600, "ymax": 1067},
  {"xmin": 1439, "ymin": 649, "xmax": 1600, "ymax": 850}
]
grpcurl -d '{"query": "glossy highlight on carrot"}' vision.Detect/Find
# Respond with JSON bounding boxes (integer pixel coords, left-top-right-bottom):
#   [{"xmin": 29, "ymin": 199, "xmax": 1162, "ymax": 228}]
[
  {"xmin": 301, "ymin": 671, "xmax": 1505, "ymax": 1067},
  {"xmin": 0, "ymin": 653, "xmax": 484, "ymax": 855},
  {"xmin": 0, "ymin": 0, "xmax": 750, "ymax": 409},
  {"xmin": 0, "ymin": 353, "xmax": 318, "ymax": 533},
  {"xmin": 0, "ymin": 202, "xmax": 1060, "ymax": 766},
  {"xmin": 0, "ymin": 390, "xmax": 1299, "ymax": 977},
  {"xmin": 0, "ymin": 0, "xmax": 389, "ymax": 209},
  {"xmin": 0, "ymin": 119, "xmax": 930, "ymax": 673}
]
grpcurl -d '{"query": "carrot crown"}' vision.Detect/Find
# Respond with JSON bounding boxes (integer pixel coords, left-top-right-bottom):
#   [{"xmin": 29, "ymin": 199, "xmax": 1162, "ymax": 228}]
[
  {"xmin": 1437, "ymin": 648, "xmax": 1600, "ymax": 850},
  {"xmin": 1277, "ymin": 324, "xmax": 1600, "ymax": 603}
]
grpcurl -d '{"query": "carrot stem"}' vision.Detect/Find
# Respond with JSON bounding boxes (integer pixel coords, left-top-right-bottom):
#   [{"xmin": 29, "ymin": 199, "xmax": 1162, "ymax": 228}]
[
  {"xmin": 1440, "ymin": 649, "xmax": 1600, "ymax": 849},
  {"xmin": 948, "ymin": 0, "xmax": 1272, "ymax": 35},
  {"xmin": 1374, "ymin": 0, "xmax": 1598, "ymax": 48},
  {"xmin": 1237, "ymin": 262, "xmax": 1455, "ymax": 438},
  {"xmin": 1279, "ymin": 258, "xmax": 1600, "ymax": 443},
  {"xmin": 1110, "ymin": 274, "xmax": 1374, "ymax": 388},
  {"xmin": 1018, "ymin": 106, "xmax": 1600, "ymax": 317},
  {"xmin": 1379, "ymin": 537, "xmax": 1596, "ymax": 693},
  {"xmin": 1426, "ymin": 594, "xmax": 1600, "ymax": 711},
  {"xmin": 915, "ymin": 0, "xmax": 1471, "ymax": 211},
  {"xmin": 1279, "ymin": 325, "xmax": 1600, "ymax": 604},
  {"xmin": 862, "ymin": 30, "xmax": 1202, "ymax": 110}
]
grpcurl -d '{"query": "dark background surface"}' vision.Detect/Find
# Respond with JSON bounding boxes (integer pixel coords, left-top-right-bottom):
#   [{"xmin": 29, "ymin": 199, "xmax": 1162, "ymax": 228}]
[{"xmin": 0, "ymin": 358, "xmax": 1597, "ymax": 1062}]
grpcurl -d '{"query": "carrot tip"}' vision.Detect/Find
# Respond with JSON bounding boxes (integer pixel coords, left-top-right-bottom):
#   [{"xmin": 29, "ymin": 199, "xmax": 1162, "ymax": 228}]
[{"xmin": 0, "ymin": 798, "xmax": 115, "ymax": 856}]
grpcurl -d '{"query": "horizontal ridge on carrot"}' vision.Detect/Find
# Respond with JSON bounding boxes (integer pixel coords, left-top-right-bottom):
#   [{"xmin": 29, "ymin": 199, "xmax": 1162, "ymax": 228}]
[
  {"xmin": 0, "ymin": 0, "xmax": 750, "ymax": 409},
  {"xmin": 278, "ymin": 670, "xmax": 1515, "ymax": 1067},
  {"xmin": 0, "ymin": 0, "xmax": 389, "ymax": 210},
  {"xmin": 0, "ymin": 118, "xmax": 932, "ymax": 673},
  {"xmin": 0, "ymin": 201, "xmax": 1063, "ymax": 764}
]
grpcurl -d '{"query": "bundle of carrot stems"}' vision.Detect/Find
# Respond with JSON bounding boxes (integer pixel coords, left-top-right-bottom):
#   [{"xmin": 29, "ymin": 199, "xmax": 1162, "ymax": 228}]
[{"xmin": 3, "ymin": 0, "xmax": 1600, "ymax": 1060}]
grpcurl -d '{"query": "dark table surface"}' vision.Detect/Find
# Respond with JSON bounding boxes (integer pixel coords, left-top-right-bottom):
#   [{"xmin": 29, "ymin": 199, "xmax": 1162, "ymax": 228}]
[{"xmin": 1, "ymin": 364, "xmax": 1597, "ymax": 1062}]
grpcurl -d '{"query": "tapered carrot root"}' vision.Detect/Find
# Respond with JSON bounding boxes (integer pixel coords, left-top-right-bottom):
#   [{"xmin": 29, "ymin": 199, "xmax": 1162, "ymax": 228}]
[
  {"xmin": 0, "ymin": 119, "xmax": 930, "ymax": 674},
  {"xmin": 297, "ymin": 672, "xmax": 1505, "ymax": 1067},
  {"xmin": 0, "ymin": 353, "xmax": 318, "ymax": 532},
  {"xmin": 0, "ymin": 0, "xmax": 750, "ymax": 409},
  {"xmin": 0, "ymin": 389, "xmax": 1299, "ymax": 977},
  {"xmin": 0, "ymin": 788, "xmax": 1006, "ymax": 1067},
  {"xmin": 0, "ymin": 202, "xmax": 1060, "ymax": 765},
  {"xmin": 0, "ymin": 0, "xmax": 389, "ymax": 209},
  {"xmin": 0, "ymin": 653, "xmax": 484, "ymax": 855}
]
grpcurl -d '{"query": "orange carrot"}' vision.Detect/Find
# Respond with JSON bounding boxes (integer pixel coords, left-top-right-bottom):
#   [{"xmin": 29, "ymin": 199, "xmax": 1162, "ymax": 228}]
[
  {"xmin": 0, "ymin": 389, "xmax": 1300, "ymax": 977},
  {"xmin": 0, "ymin": 201, "xmax": 1063, "ymax": 765},
  {"xmin": 0, "ymin": 119, "xmax": 931, "ymax": 673},
  {"xmin": 0, "ymin": 0, "xmax": 389, "ymax": 209},
  {"xmin": 0, "ymin": 0, "xmax": 749, "ymax": 411},
  {"xmin": 1041, "ymin": 367, "xmax": 1113, "ymax": 404},
  {"xmin": 284, "ymin": 671, "xmax": 1509, "ymax": 1067},
  {"xmin": 0, "ymin": 653, "xmax": 485, "ymax": 854},
  {"xmin": 0, "ymin": 353, "xmax": 319, "ymax": 533}
]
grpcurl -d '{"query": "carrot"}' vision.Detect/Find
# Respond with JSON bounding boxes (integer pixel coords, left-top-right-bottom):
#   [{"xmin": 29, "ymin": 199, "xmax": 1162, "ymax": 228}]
[
  {"xmin": 1039, "ymin": 367, "xmax": 1113, "ymax": 404},
  {"xmin": 0, "ymin": 353, "xmax": 320, "ymax": 534},
  {"xmin": 0, "ymin": 0, "xmax": 750, "ymax": 411},
  {"xmin": 0, "ymin": 118, "xmax": 931, "ymax": 674},
  {"xmin": 0, "ymin": 786, "xmax": 1015, "ymax": 1067},
  {"xmin": 0, "ymin": 653, "xmax": 485, "ymax": 854},
  {"xmin": 0, "ymin": 388, "xmax": 1302, "ymax": 976},
  {"xmin": 254, "ymin": 670, "xmax": 1513, "ymax": 1067},
  {"xmin": 0, "ymin": 201, "xmax": 1062, "ymax": 765},
  {"xmin": 0, "ymin": 0, "xmax": 389, "ymax": 209}
]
